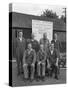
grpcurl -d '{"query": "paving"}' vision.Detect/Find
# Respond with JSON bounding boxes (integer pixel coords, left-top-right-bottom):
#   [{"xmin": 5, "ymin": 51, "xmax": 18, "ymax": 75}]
[{"xmin": 12, "ymin": 62, "xmax": 66, "ymax": 87}]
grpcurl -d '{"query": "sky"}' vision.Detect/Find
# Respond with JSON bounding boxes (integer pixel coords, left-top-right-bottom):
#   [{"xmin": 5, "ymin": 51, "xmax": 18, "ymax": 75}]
[{"xmin": 12, "ymin": 3, "xmax": 66, "ymax": 18}]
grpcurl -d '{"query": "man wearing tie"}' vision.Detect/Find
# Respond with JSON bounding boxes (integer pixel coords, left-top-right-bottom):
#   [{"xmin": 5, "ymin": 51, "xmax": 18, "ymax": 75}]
[{"xmin": 47, "ymin": 42, "xmax": 59, "ymax": 80}]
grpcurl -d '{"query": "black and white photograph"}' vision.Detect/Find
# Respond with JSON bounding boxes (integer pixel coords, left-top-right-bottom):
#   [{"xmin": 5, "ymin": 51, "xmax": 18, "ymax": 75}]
[{"xmin": 9, "ymin": 3, "xmax": 66, "ymax": 87}]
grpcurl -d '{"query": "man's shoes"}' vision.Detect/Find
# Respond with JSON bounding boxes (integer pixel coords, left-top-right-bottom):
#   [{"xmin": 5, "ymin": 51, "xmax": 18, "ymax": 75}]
[
  {"xmin": 54, "ymin": 76, "xmax": 59, "ymax": 80},
  {"xmin": 23, "ymin": 78, "xmax": 29, "ymax": 82},
  {"xmin": 30, "ymin": 79, "xmax": 34, "ymax": 82},
  {"xmin": 21, "ymin": 71, "xmax": 24, "ymax": 74},
  {"xmin": 36, "ymin": 77, "xmax": 40, "ymax": 82},
  {"xmin": 41, "ymin": 77, "xmax": 45, "ymax": 81}
]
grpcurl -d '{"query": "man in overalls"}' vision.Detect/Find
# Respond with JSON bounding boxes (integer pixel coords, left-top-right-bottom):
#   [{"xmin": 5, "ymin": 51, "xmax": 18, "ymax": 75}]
[
  {"xmin": 23, "ymin": 43, "xmax": 36, "ymax": 81},
  {"xmin": 16, "ymin": 31, "xmax": 26, "ymax": 76}
]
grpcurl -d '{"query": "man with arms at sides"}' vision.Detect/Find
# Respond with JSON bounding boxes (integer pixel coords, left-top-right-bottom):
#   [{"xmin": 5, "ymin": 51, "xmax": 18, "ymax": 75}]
[
  {"xmin": 51, "ymin": 33, "xmax": 61, "ymax": 74},
  {"xmin": 47, "ymin": 42, "xmax": 59, "ymax": 80},
  {"xmin": 16, "ymin": 31, "xmax": 26, "ymax": 76},
  {"xmin": 37, "ymin": 44, "xmax": 46, "ymax": 81},
  {"xmin": 23, "ymin": 43, "xmax": 36, "ymax": 81},
  {"xmin": 51, "ymin": 33, "xmax": 61, "ymax": 55}
]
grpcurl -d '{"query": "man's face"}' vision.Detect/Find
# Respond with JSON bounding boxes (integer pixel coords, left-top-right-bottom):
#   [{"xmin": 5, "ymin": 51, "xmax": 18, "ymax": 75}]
[
  {"xmin": 50, "ymin": 43, "xmax": 54, "ymax": 50},
  {"xmin": 40, "ymin": 44, "xmax": 44, "ymax": 50},
  {"xmin": 43, "ymin": 33, "xmax": 47, "ymax": 39},
  {"xmin": 28, "ymin": 43, "xmax": 32, "ymax": 50},
  {"xmin": 19, "ymin": 32, "xmax": 23, "ymax": 38},
  {"xmin": 54, "ymin": 34, "xmax": 57, "ymax": 40}
]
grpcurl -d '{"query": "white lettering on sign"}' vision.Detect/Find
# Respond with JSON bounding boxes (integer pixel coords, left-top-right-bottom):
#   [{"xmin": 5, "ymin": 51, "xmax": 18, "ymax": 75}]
[{"xmin": 32, "ymin": 20, "xmax": 53, "ymax": 42}]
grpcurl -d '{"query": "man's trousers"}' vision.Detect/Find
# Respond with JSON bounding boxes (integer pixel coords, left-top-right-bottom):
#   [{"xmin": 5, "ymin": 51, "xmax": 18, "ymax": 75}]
[
  {"xmin": 23, "ymin": 64, "xmax": 35, "ymax": 80},
  {"xmin": 50, "ymin": 64, "xmax": 59, "ymax": 77},
  {"xmin": 37, "ymin": 62, "xmax": 45, "ymax": 77},
  {"xmin": 16, "ymin": 55, "xmax": 23, "ymax": 74}
]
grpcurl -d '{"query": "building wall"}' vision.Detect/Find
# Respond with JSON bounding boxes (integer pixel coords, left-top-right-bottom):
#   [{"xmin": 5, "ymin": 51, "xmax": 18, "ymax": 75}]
[{"xmin": 53, "ymin": 31, "xmax": 66, "ymax": 42}]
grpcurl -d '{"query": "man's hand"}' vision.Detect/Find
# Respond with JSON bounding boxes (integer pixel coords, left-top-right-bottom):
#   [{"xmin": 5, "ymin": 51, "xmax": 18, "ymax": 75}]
[
  {"xmin": 38, "ymin": 61, "xmax": 41, "ymax": 65},
  {"xmin": 42, "ymin": 62, "xmax": 45, "ymax": 65},
  {"xmin": 31, "ymin": 63, "xmax": 34, "ymax": 67},
  {"xmin": 55, "ymin": 62, "xmax": 58, "ymax": 67},
  {"xmin": 47, "ymin": 59, "xmax": 50, "ymax": 69},
  {"xmin": 47, "ymin": 63, "xmax": 50, "ymax": 69},
  {"xmin": 56, "ymin": 58, "xmax": 59, "ymax": 67},
  {"xmin": 23, "ymin": 63, "xmax": 27, "ymax": 67}
]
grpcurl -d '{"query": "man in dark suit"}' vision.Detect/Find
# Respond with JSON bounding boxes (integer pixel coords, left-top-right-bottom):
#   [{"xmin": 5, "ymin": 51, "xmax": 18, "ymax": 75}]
[
  {"xmin": 23, "ymin": 43, "xmax": 36, "ymax": 81},
  {"xmin": 47, "ymin": 42, "xmax": 59, "ymax": 80},
  {"xmin": 51, "ymin": 33, "xmax": 61, "ymax": 54},
  {"xmin": 16, "ymin": 31, "xmax": 26, "ymax": 76},
  {"xmin": 51, "ymin": 33, "xmax": 61, "ymax": 75},
  {"xmin": 26, "ymin": 34, "xmax": 39, "ymax": 53},
  {"xmin": 31, "ymin": 33, "xmax": 40, "ymax": 53},
  {"xmin": 31, "ymin": 34, "xmax": 40, "ymax": 78}
]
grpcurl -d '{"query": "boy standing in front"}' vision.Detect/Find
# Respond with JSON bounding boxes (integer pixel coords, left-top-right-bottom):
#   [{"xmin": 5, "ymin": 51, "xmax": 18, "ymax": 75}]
[{"xmin": 47, "ymin": 42, "xmax": 59, "ymax": 80}]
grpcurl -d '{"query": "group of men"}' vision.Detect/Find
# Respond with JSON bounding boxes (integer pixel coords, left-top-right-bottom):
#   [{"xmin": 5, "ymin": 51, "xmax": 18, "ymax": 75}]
[{"xmin": 15, "ymin": 31, "xmax": 61, "ymax": 82}]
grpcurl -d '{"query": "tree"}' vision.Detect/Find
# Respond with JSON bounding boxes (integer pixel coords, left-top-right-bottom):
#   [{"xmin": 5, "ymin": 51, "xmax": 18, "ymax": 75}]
[
  {"xmin": 41, "ymin": 9, "xmax": 58, "ymax": 19},
  {"xmin": 60, "ymin": 15, "xmax": 66, "ymax": 23}
]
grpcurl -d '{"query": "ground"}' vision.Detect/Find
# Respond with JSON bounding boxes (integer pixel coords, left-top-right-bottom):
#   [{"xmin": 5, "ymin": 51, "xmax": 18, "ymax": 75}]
[{"xmin": 12, "ymin": 62, "xmax": 66, "ymax": 87}]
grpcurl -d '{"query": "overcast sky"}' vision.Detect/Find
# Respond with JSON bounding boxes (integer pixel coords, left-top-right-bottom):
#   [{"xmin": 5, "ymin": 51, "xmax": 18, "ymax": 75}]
[{"xmin": 12, "ymin": 3, "xmax": 66, "ymax": 17}]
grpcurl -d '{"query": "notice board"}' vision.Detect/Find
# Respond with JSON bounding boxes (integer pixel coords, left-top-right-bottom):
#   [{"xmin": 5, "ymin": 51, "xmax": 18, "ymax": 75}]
[{"xmin": 32, "ymin": 20, "xmax": 53, "ymax": 42}]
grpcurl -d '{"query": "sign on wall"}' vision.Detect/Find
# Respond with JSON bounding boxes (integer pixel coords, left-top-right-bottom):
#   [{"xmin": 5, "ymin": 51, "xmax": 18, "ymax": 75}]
[{"xmin": 32, "ymin": 20, "xmax": 53, "ymax": 42}]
